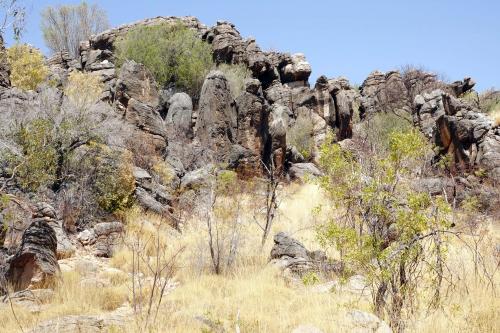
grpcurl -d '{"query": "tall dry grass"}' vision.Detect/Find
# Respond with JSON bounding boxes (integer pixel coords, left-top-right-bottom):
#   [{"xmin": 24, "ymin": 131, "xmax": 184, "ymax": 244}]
[{"xmin": 0, "ymin": 184, "xmax": 498, "ymax": 332}]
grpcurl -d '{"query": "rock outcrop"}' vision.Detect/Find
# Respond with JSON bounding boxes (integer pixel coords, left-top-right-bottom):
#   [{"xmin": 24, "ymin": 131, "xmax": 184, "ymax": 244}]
[
  {"xmin": 195, "ymin": 70, "xmax": 237, "ymax": 162},
  {"xmin": 414, "ymin": 90, "xmax": 500, "ymax": 180},
  {"xmin": 6, "ymin": 218, "xmax": 60, "ymax": 291},
  {"xmin": 270, "ymin": 232, "xmax": 341, "ymax": 276}
]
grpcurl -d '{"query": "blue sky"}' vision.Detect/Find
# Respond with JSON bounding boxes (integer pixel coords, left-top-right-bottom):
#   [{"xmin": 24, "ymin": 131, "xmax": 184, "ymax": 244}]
[{"xmin": 5, "ymin": 0, "xmax": 500, "ymax": 91}]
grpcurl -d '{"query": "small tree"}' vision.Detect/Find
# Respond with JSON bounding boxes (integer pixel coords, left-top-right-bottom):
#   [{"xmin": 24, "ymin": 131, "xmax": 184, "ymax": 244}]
[
  {"xmin": 7, "ymin": 44, "xmax": 48, "ymax": 90},
  {"xmin": 316, "ymin": 129, "xmax": 457, "ymax": 332},
  {"xmin": 0, "ymin": 73, "xmax": 127, "ymax": 193},
  {"xmin": 0, "ymin": 0, "xmax": 26, "ymax": 40},
  {"xmin": 41, "ymin": 1, "xmax": 109, "ymax": 58}
]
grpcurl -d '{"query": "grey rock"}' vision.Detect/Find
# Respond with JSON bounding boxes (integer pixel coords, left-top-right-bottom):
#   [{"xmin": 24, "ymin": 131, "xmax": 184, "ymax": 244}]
[
  {"xmin": 280, "ymin": 53, "xmax": 312, "ymax": 84},
  {"xmin": 6, "ymin": 220, "xmax": 60, "ymax": 291},
  {"xmin": 167, "ymin": 92, "xmax": 193, "ymax": 136},
  {"xmin": 289, "ymin": 163, "xmax": 322, "ymax": 180},
  {"xmin": 270, "ymin": 232, "xmax": 341, "ymax": 276},
  {"xmin": 346, "ymin": 310, "xmax": 392, "ymax": 333},
  {"xmin": 196, "ymin": 71, "xmax": 237, "ymax": 162}
]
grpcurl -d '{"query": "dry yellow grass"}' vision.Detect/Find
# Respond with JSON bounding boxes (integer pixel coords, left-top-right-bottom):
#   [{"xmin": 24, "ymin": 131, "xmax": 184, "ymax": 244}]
[
  {"xmin": 489, "ymin": 108, "xmax": 500, "ymax": 127},
  {"xmin": 1, "ymin": 184, "xmax": 498, "ymax": 332}
]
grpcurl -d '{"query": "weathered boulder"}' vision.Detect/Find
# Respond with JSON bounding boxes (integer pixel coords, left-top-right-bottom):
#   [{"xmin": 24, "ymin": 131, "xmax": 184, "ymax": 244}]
[
  {"xmin": 289, "ymin": 163, "xmax": 322, "ymax": 180},
  {"xmin": 359, "ymin": 70, "xmax": 408, "ymax": 119},
  {"xmin": 280, "ymin": 53, "xmax": 312, "ymax": 84},
  {"xmin": 134, "ymin": 167, "xmax": 176, "ymax": 216},
  {"xmin": 32, "ymin": 203, "xmax": 75, "ymax": 259},
  {"xmin": 77, "ymin": 222, "xmax": 123, "ymax": 257},
  {"xmin": 450, "ymin": 77, "xmax": 476, "ymax": 96},
  {"xmin": 269, "ymin": 104, "xmax": 292, "ymax": 173},
  {"xmin": 204, "ymin": 21, "xmax": 273, "ymax": 79},
  {"xmin": 27, "ymin": 305, "xmax": 133, "ymax": 333},
  {"xmin": 414, "ymin": 90, "xmax": 500, "ymax": 180},
  {"xmin": 115, "ymin": 60, "xmax": 159, "ymax": 106},
  {"xmin": 270, "ymin": 232, "xmax": 341, "ymax": 276},
  {"xmin": 195, "ymin": 71, "xmax": 237, "ymax": 162},
  {"xmin": 345, "ymin": 310, "xmax": 392, "ymax": 333},
  {"xmin": 6, "ymin": 219, "xmax": 60, "ymax": 291},
  {"xmin": 235, "ymin": 79, "xmax": 268, "ymax": 176},
  {"xmin": 166, "ymin": 92, "xmax": 193, "ymax": 137}
]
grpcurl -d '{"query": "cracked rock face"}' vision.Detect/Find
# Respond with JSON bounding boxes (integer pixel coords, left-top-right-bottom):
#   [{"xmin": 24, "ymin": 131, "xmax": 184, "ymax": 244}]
[
  {"xmin": 414, "ymin": 90, "xmax": 500, "ymax": 180},
  {"xmin": 6, "ymin": 219, "xmax": 60, "ymax": 291},
  {"xmin": 270, "ymin": 232, "xmax": 341, "ymax": 277}
]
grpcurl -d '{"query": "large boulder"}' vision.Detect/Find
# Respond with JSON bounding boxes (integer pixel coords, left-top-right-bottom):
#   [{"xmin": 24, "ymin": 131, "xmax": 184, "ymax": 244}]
[
  {"xmin": 166, "ymin": 92, "xmax": 193, "ymax": 137},
  {"xmin": 204, "ymin": 21, "xmax": 273, "ymax": 79},
  {"xmin": 270, "ymin": 232, "xmax": 341, "ymax": 276},
  {"xmin": 280, "ymin": 53, "xmax": 312, "ymax": 84},
  {"xmin": 115, "ymin": 60, "xmax": 159, "ymax": 106},
  {"xmin": 235, "ymin": 79, "xmax": 269, "ymax": 176},
  {"xmin": 414, "ymin": 90, "xmax": 500, "ymax": 180},
  {"xmin": 195, "ymin": 71, "xmax": 237, "ymax": 162},
  {"xmin": 268, "ymin": 104, "xmax": 292, "ymax": 174},
  {"xmin": 77, "ymin": 222, "xmax": 124, "ymax": 258},
  {"xmin": 33, "ymin": 203, "xmax": 75, "ymax": 259},
  {"xmin": 6, "ymin": 219, "xmax": 60, "ymax": 291}
]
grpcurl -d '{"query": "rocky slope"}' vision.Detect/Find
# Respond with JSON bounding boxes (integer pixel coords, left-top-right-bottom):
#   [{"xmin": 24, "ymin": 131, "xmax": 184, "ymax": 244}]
[{"xmin": 0, "ymin": 15, "xmax": 499, "ymax": 332}]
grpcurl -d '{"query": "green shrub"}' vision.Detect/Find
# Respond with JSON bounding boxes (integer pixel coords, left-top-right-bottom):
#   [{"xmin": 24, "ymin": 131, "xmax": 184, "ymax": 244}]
[
  {"xmin": 91, "ymin": 145, "xmax": 135, "ymax": 213},
  {"xmin": 287, "ymin": 115, "xmax": 315, "ymax": 160},
  {"xmin": 7, "ymin": 44, "xmax": 48, "ymax": 90},
  {"xmin": 11, "ymin": 119, "xmax": 58, "ymax": 191},
  {"xmin": 115, "ymin": 21, "xmax": 213, "ymax": 96},
  {"xmin": 361, "ymin": 112, "xmax": 413, "ymax": 154},
  {"xmin": 217, "ymin": 63, "xmax": 252, "ymax": 98}
]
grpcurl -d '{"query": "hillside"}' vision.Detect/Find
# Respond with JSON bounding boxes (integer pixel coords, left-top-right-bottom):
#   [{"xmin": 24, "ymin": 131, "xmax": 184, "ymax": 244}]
[{"xmin": 0, "ymin": 13, "xmax": 499, "ymax": 333}]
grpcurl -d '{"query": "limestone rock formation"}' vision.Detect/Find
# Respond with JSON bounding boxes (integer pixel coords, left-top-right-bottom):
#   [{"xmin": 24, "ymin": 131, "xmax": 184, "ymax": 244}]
[
  {"xmin": 196, "ymin": 70, "xmax": 237, "ymax": 162},
  {"xmin": 33, "ymin": 203, "xmax": 75, "ymax": 259},
  {"xmin": 166, "ymin": 92, "xmax": 194, "ymax": 137},
  {"xmin": 234, "ymin": 79, "xmax": 268, "ymax": 176},
  {"xmin": 204, "ymin": 20, "xmax": 273, "ymax": 80},
  {"xmin": 27, "ymin": 305, "xmax": 133, "ymax": 332},
  {"xmin": 414, "ymin": 90, "xmax": 500, "ymax": 180},
  {"xmin": 6, "ymin": 218, "xmax": 60, "ymax": 291},
  {"xmin": 77, "ymin": 222, "xmax": 124, "ymax": 257},
  {"xmin": 270, "ymin": 232, "xmax": 341, "ymax": 276},
  {"xmin": 345, "ymin": 310, "xmax": 392, "ymax": 333}
]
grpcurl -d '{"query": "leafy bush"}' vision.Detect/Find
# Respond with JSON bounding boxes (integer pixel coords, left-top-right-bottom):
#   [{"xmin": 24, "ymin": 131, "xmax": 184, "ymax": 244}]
[
  {"xmin": 287, "ymin": 115, "xmax": 315, "ymax": 160},
  {"xmin": 115, "ymin": 21, "xmax": 213, "ymax": 96},
  {"xmin": 316, "ymin": 129, "xmax": 456, "ymax": 330},
  {"xmin": 360, "ymin": 112, "xmax": 413, "ymax": 154},
  {"xmin": 7, "ymin": 44, "xmax": 48, "ymax": 90},
  {"xmin": 11, "ymin": 119, "xmax": 58, "ymax": 191},
  {"xmin": 92, "ymin": 146, "xmax": 135, "ymax": 213},
  {"xmin": 65, "ymin": 71, "xmax": 104, "ymax": 106},
  {"xmin": 217, "ymin": 63, "xmax": 252, "ymax": 98}
]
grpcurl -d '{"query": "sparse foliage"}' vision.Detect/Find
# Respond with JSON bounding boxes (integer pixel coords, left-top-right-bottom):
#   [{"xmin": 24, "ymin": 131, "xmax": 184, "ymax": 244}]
[
  {"xmin": 0, "ymin": 0, "xmax": 26, "ymax": 40},
  {"xmin": 41, "ymin": 1, "xmax": 109, "ymax": 58},
  {"xmin": 204, "ymin": 169, "xmax": 245, "ymax": 275},
  {"xmin": 316, "ymin": 129, "xmax": 458, "ymax": 331},
  {"xmin": 217, "ymin": 63, "xmax": 252, "ymax": 98},
  {"xmin": 115, "ymin": 21, "xmax": 213, "ymax": 96},
  {"xmin": 287, "ymin": 115, "xmax": 315, "ymax": 160},
  {"xmin": 7, "ymin": 44, "xmax": 48, "ymax": 90}
]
